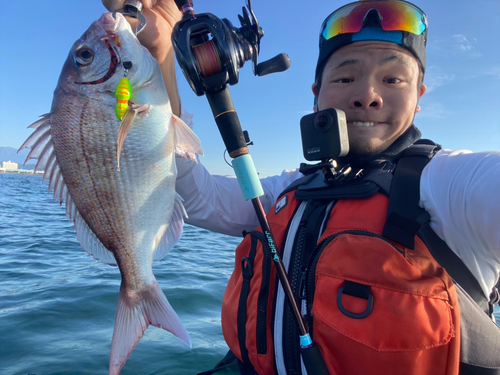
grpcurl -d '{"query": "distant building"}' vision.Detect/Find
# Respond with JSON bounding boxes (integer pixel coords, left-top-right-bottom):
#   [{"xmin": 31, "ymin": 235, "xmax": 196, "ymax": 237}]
[
  {"xmin": 3, "ymin": 160, "xmax": 18, "ymax": 169},
  {"xmin": 0, "ymin": 160, "xmax": 41, "ymax": 175}
]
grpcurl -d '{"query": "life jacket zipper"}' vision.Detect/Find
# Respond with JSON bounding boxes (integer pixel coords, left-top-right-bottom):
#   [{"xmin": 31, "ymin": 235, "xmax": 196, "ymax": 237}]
[
  {"xmin": 283, "ymin": 201, "xmax": 330, "ymax": 375},
  {"xmin": 284, "ymin": 219, "xmax": 308, "ymax": 374},
  {"xmin": 274, "ymin": 201, "xmax": 308, "ymax": 375}
]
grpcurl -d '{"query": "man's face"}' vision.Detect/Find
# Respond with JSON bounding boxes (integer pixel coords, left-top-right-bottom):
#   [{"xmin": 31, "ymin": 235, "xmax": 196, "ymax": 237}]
[{"xmin": 313, "ymin": 41, "xmax": 426, "ymax": 156}]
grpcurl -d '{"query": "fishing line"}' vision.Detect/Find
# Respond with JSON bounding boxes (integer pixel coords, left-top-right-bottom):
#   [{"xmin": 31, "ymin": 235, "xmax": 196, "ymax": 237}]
[{"xmin": 192, "ymin": 41, "xmax": 223, "ymax": 77}]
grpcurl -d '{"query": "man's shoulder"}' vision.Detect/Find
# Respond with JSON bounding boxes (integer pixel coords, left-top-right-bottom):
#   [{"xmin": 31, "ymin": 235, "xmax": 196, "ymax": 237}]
[
  {"xmin": 425, "ymin": 148, "xmax": 500, "ymax": 175},
  {"xmin": 421, "ymin": 148, "xmax": 500, "ymax": 205}
]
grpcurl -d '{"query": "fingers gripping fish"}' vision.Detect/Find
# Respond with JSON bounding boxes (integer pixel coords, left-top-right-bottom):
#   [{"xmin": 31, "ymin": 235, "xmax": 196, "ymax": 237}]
[{"xmin": 19, "ymin": 12, "xmax": 203, "ymax": 375}]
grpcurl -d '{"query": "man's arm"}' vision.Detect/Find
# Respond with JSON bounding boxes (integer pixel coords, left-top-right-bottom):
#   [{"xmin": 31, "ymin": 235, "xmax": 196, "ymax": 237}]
[
  {"xmin": 176, "ymin": 151, "xmax": 303, "ymax": 237},
  {"xmin": 420, "ymin": 149, "xmax": 500, "ymax": 297}
]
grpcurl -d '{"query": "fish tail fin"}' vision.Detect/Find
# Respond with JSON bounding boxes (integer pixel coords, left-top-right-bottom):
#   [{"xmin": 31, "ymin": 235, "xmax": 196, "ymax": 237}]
[{"xmin": 109, "ymin": 280, "xmax": 191, "ymax": 375}]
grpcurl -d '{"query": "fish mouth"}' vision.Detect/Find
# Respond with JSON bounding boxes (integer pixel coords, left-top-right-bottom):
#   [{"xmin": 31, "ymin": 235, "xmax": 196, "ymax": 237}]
[{"xmin": 99, "ymin": 12, "xmax": 119, "ymax": 34}]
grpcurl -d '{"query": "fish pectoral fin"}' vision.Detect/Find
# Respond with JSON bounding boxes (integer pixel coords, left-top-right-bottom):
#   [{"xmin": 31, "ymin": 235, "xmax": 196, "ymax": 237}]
[
  {"xmin": 171, "ymin": 114, "xmax": 204, "ymax": 161},
  {"xmin": 116, "ymin": 103, "xmax": 150, "ymax": 169},
  {"xmin": 109, "ymin": 279, "xmax": 191, "ymax": 375}
]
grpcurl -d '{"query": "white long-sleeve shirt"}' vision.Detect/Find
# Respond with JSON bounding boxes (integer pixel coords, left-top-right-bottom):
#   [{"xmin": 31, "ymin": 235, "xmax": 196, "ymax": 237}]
[{"xmin": 176, "ymin": 109, "xmax": 500, "ymax": 300}]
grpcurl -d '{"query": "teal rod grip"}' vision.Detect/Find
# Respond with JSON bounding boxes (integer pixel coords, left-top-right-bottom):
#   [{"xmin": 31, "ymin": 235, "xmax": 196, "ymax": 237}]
[{"xmin": 232, "ymin": 154, "xmax": 264, "ymax": 201}]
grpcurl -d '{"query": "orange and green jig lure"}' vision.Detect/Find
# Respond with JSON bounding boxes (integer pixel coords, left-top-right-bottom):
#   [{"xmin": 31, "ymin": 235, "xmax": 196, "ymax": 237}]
[{"xmin": 115, "ymin": 77, "xmax": 131, "ymax": 120}]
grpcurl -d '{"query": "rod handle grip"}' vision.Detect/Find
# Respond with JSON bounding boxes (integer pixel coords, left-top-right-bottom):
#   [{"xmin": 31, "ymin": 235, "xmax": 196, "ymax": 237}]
[
  {"xmin": 206, "ymin": 89, "xmax": 248, "ymax": 156},
  {"xmin": 300, "ymin": 343, "xmax": 330, "ymax": 375}
]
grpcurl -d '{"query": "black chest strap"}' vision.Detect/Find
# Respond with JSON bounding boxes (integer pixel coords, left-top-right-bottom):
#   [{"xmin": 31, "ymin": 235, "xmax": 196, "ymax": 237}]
[
  {"xmin": 382, "ymin": 141, "xmax": 437, "ymax": 249},
  {"xmin": 382, "ymin": 140, "xmax": 492, "ymax": 316}
]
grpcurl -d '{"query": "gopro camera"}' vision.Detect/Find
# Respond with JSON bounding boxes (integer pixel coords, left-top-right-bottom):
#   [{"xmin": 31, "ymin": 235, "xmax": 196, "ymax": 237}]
[{"xmin": 300, "ymin": 108, "xmax": 349, "ymax": 161}]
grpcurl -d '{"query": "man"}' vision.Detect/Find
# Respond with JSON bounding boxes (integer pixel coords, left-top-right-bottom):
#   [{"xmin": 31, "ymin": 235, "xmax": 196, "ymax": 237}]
[{"xmin": 104, "ymin": 1, "xmax": 500, "ymax": 373}]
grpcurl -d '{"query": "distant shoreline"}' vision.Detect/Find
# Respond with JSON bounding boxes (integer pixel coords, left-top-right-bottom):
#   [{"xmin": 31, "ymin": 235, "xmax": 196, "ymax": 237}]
[{"xmin": 0, "ymin": 170, "xmax": 43, "ymax": 176}]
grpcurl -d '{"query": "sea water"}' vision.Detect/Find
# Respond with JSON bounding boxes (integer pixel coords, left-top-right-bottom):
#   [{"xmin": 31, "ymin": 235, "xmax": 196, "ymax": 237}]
[
  {"xmin": 1, "ymin": 173, "xmax": 498, "ymax": 375},
  {"xmin": 0, "ymin": 173, "xmax": 240, "ymax": 375}
]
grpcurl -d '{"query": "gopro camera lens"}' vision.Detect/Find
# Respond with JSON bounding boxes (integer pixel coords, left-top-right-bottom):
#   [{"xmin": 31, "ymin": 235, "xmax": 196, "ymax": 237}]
[{"xmin": 315, "ymin": 112, "xmax": 332, "ymax": 131}]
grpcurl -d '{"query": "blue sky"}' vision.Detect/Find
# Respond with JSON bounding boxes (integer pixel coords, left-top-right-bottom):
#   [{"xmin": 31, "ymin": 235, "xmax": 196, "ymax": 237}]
[{"xmin": 1, "ymin": 0, "xmax": 499, "ymax": 176}]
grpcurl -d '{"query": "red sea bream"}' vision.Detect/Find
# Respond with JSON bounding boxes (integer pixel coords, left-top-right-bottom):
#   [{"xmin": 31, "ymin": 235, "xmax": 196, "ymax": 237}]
[{"xmin": 19, "ymin": 12, "xmax": 202, "ymax": 375}]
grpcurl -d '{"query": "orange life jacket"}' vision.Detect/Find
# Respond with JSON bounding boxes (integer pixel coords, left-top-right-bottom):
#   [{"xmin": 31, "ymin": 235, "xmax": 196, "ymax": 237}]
[{"xmin": 220, "ymin": 141, "xmax": 500, "ymax": 375}]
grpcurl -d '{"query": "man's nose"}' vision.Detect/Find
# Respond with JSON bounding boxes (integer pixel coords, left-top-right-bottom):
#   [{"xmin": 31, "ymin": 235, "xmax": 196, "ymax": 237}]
[{"xmin": 349, "ymin": 85, "xmax": 383, "ymax": 109}]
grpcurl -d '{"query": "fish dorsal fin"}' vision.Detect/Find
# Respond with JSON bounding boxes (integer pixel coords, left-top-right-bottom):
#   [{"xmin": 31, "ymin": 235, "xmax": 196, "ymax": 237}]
[
  {"xmin": 19, "ymin": 114, "xmax": 52, "ymax": 167},
  {"xmin": 74, "ymin": 210, "xmax": 117, "ymax": 266},
  {"xmin": 153, "ymin": 193, "xmax": 187, "ymax": 261},
  {"xmin": 172, "ymin": 114, "xmax": 203, "ymax": 161},
  {"xmin": 19, "ymin": 114, "xmax": 51, "ymax": 152},
  {"xmin": 19, "ymin": 114, "xmax": 78, "ymax": 221}
]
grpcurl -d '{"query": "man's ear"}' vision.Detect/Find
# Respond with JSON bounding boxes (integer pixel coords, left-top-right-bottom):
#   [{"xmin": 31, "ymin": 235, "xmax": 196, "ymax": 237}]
[
  {"xmin": 312, "ymin": 82, "xmax": 319, "ymax": 112},
  {"xmin": 419, "ymin": 83, "xmax": 427, "ymax": 98},
  {"xmin": 416, "ymin": 83, "xmax": 427, "ymax": 113}
]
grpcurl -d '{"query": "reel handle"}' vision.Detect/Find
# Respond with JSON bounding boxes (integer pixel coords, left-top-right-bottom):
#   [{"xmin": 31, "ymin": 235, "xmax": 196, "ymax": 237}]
[{"xmin": 256, "ymin": 53, "xmax": 291, "ymax": 77}]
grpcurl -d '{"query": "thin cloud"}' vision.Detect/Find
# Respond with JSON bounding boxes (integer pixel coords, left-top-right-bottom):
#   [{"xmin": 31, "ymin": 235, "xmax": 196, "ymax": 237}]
[
  {"xmin": 415, "ymin": 102, "xmax": 452, "ymax": 119},
  {"xmin": 297, "ymin": 110, "xmax": 314, "ymax": 115},
  {"xmin": 452, "ymin": 34, "xmax": 482, "ymax": 57},
  {"xmin": 423, "ymin": 68, "xmax": 456, "ymax": 93},
  {"xmin": 453, "ymin": 34, "xmax": 474, "ymax": 51},
  {"xmin": 428, "ymin": 34, "xmax": 482, "ymax": 58},
  {"xmin": 486, "ymin": 67, "xmax": 500, "ymax": 79}
]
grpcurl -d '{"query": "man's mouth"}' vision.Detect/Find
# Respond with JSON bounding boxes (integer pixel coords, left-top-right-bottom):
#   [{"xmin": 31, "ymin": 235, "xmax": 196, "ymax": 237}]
[{"xmin": 349, "ymin": 121, "xmax": 379, "ymax": 127}]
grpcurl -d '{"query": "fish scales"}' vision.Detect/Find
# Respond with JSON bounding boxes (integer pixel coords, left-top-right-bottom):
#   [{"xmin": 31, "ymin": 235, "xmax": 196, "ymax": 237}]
[
  {"xmin": 53, "ymin": 97, "xmax": 174, "ymax": 248},
  {"xmin": 19, "ymin": 12, "xmax": 202, "ymax": 375},
  {"xmin": 52, "ymin": 79, "xmax": 178, "ymax": 289}
]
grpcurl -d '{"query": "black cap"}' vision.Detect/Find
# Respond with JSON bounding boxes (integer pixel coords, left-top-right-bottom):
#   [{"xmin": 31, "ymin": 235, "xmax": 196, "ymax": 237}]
[{"xmin": 315, "ymin": 3, "xmax": 428, "ymax": 85}]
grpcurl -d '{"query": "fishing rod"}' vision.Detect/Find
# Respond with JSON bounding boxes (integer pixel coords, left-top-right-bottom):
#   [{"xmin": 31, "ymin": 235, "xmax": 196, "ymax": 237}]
[{"xmin": 171, "ymin": 1, "xmax": 329, "ymax": 374}]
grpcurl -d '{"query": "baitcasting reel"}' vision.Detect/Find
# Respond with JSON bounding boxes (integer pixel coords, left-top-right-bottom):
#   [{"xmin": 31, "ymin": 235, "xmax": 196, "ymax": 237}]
[{"xmin": 172, "ymin": 0, "xmax": 291, "ymax": 96}]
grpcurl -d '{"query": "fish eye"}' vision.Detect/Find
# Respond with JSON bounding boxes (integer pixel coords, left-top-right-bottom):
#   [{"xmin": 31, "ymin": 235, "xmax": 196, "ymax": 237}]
[{"xmin": 75, "ymin": 47, "xmax": 94, "ymax": 67}]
